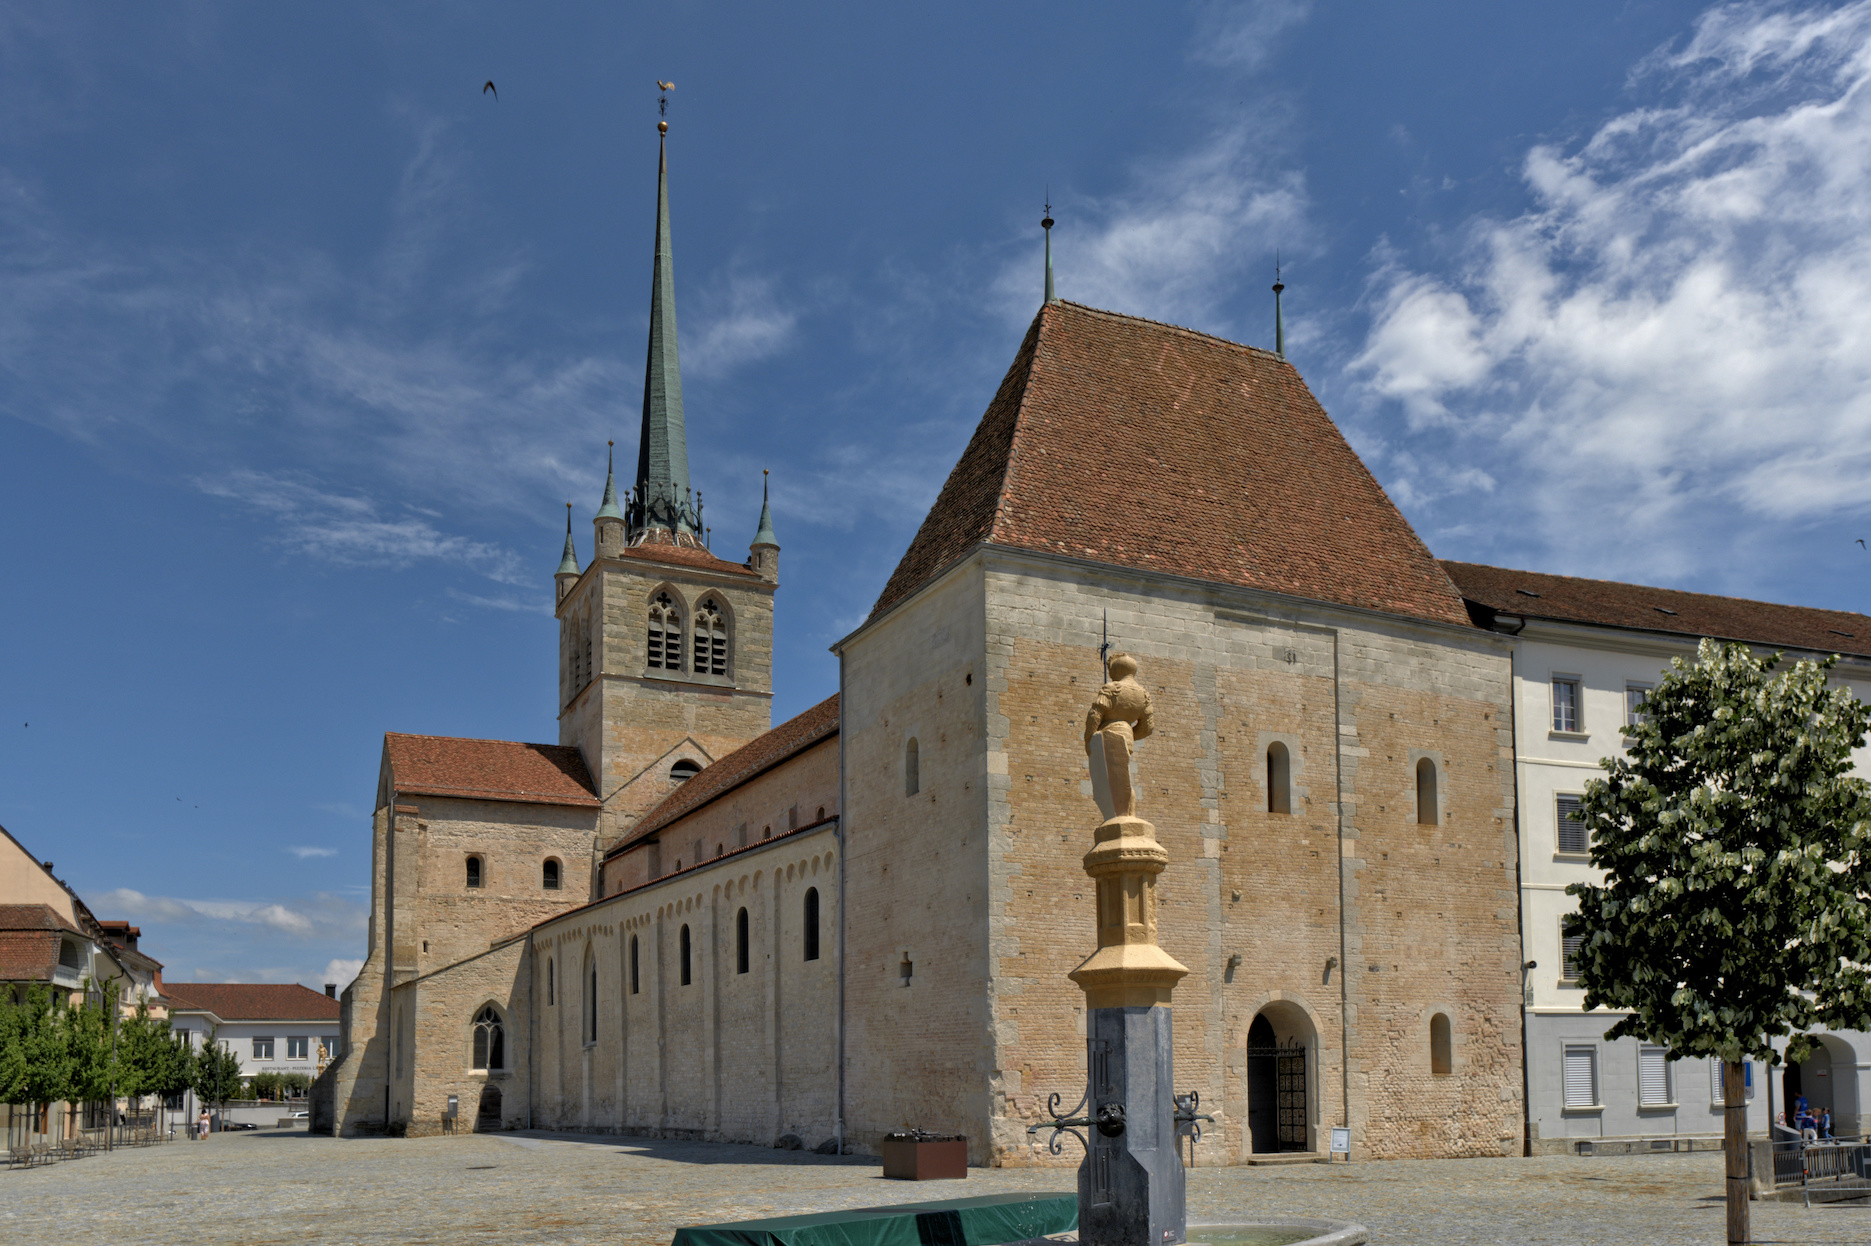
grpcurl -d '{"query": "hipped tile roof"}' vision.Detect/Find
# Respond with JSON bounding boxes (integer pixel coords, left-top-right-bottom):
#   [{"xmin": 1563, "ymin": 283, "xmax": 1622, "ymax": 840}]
[
  {"xmin": 384, "ymin": 734, "xmax": 600, "ymax": 808},
  {"xmin": 608, "ymin": 694, "xmax": 839, "ymax": 858},
  {"xmin": 162, "ymin": 982, "xmax": 340, "ymax": 1022},
  {"xmin": 871, "ymin": 301, "xmax": 1471, "ymax": 627},
  {"xmin": 619, "ymin": 540, "xmax": 759, "ymax": 577},
  {"xmin": 1441, "ymin": 560, "xmax": 1871, "ymax": 659}
]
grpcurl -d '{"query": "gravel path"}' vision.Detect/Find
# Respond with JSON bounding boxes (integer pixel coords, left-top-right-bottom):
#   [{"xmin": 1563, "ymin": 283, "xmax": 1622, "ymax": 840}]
[{"xmin": 4, "ymin": 1128, "xmax": 1869, "ymax": 1245}]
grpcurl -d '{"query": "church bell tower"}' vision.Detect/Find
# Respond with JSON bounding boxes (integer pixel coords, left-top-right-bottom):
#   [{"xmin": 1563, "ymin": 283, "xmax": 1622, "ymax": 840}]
[{"xmin": 552, "ymin": 118, "xmax": 780, "ymax": 849}]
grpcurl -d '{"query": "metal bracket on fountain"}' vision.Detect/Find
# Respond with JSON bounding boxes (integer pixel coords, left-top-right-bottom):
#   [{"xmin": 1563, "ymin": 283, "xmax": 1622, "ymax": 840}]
[
  {"xmin": 1173, "ymin": 1091, "xmax": 1215, "ymax": 1144},
  {"xmin": 1028, "ymin": 1088, "xmax": 1094, "ymax": 1156}
]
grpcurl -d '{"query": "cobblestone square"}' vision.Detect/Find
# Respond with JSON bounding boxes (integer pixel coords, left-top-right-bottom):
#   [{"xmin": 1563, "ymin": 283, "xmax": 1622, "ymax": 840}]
[{"xmin": 7, "ymin": 1129, "xmax": 1871, "ymax": 1245}]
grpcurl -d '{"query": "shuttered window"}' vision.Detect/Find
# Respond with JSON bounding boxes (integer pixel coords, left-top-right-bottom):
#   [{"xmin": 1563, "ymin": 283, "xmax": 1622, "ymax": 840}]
[
  {"xmin": 1561, "ymin": 924, "xmax": 1584, "ymax": 982},
  {"xmin": 1556, "ymin": 795, "xmax": 1587, "ymax": 854},
  {"xmin": 1563, "ymin": 1044, "xmax": 1597, "ymax": 1108},
  {"xmin": 1638, "ymin": 1046, "xmax": 1670, "ymax": 1106},
  {"xmin": 1710, "ymin": 1060, "xmax": 1756, "ymax": 1104}
]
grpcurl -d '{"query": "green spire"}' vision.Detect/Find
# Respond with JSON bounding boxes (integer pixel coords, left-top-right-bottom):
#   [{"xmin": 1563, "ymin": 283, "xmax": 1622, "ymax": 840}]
[
  {"xmin": 556, "ymin": 503, "xmax": 579, "ymax": 576},
  {"xmin": 1042, "ymin": 200, "xmax": 1056, "ymax": 304},
  {"xmin": 635, "ymin": 129, "xmax": 693, "ymax": 536},
  {"xmin": 752, "ymin": 469, "xmax": 778, "ymax": 547},
  {"xmin": 595, "ymin": 440, "xmax": 624, "ymax": 521}
]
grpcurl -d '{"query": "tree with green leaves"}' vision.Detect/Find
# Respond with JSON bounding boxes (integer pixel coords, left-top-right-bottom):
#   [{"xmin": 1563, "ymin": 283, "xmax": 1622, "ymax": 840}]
[
  {"xmin": 1566, "ymin": 639, "xmax": 1871, "ymax": 1245},
  {"xmin": 190, "ymin": 1028, "xmax": 242, "ymax": 1130}
]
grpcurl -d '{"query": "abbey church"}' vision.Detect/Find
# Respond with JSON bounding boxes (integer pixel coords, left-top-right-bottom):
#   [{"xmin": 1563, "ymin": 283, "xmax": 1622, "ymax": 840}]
[{"xmin": 313, "ymin": 127, "xmax": 1534, "ymax": 1164}]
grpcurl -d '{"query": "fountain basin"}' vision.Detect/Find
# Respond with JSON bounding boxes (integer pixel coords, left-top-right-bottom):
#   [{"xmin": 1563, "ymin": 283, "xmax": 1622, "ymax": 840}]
[{"xmin": 1187, "ymin": 1219, "xmax": 1369, "ymax": 1246}]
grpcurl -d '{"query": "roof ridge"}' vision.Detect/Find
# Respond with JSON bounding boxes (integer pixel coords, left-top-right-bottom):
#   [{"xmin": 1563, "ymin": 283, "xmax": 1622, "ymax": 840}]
[
  {"xmin": 1049, "ymin": 299, "xmax": 1290, "ymax": 364},
  {"xmin": 987, "ymin": 304, "xmax": 1053, "ymax": 545},
  {"xmin": 384, "ymin": 731, "xmax": 572, "ymax": 749},
  {"xmin": 1441, "ymin": 559, "xmax": 1871, "ymax": 621}
]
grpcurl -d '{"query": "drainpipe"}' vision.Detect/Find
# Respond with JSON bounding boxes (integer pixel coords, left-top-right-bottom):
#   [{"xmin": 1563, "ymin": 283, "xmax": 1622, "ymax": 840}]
[
  {"xmin": 528, "ymin": 932, "xmax": 536, "ymax": 1130},
  {"xmin": 836, "ymin": 659, "xmax": 849, "ymax": 1157},
  {"xmin": 1331, "ymin": 626, "xmax": 1352, "ymax": 1159}
]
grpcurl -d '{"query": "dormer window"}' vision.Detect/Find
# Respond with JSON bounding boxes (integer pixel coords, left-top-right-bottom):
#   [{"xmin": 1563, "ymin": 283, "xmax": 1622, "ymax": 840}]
[
  {"xmin": 648, "ymin": 592, "xmax": 683, "ymax": 671},
  {"xmin": 670, "ymin": 759, "xmax": 702, "ymax": 782},
  {"xmin": 693, "ymin": 598, "xmax": 728, "ymax": 677},
  {"xmin": 58, "ymin": 939, "xmax": 82, "ymax": 970}
]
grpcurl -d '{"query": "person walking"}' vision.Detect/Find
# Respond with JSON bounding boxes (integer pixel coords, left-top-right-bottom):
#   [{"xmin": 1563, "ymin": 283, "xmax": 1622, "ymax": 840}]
[{"xmin": 197, "ymin": 1107, "xmax": 210, "ymax": 1141}]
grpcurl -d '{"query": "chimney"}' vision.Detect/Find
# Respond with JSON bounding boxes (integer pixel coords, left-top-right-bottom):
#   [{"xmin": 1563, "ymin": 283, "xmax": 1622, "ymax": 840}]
[{"xmin": 324, "ymin": 983, "xmax": 336, "ymax": 999}]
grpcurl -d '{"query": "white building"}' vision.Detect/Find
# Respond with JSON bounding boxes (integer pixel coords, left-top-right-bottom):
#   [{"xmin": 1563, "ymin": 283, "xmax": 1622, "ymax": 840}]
[
  {"xmin": 1444, "ymin": 561, "xmax": 1871, "ymax": 1152},
  {"xmin": 164, "ymin": 982, "xmax": 343, "ymax": 1083}
]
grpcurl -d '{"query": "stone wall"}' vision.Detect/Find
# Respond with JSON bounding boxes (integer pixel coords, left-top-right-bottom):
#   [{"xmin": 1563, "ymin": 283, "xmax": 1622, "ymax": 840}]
[{"xmin": 388, "ymin": 938, "xmax": 530, "ymax": 1136}]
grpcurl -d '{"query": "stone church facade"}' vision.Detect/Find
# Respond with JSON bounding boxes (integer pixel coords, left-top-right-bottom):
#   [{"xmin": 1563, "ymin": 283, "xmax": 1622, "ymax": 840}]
[{"xmin": 315, "ymin": 129, "xmax": 1601, "ymax": 1164}]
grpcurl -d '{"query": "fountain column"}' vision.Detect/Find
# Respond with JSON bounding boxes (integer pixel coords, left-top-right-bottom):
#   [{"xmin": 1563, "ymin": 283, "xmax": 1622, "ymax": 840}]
[{"xmin": 1071, "ymin": 654, "xmax": 1189, "ymax": 1246}]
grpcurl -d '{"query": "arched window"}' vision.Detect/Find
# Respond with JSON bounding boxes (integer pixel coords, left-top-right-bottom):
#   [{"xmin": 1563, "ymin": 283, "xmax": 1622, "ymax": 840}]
[
  {"xmin": 584, "ymin": 953, "xmax": 597, "ymax": 1044},
  {"xmin": 1416, "ymin": 758, "xmax": 1439, "ymax": 826},
  {"xmin": 629, "ymin": 935, "xmax": 640, "ymax": 995},
  {"xmin": 693, "ymin": 598, "xmax": 728, "ymax": 677},
  {"xmin": 762, "ymin": 825, "xmax": 771, "ymax": 840},
  {"xmin": 547, "ymin": 957, "xmax": 554, "ymax": 1005},
  {"xmin": 542, "ymin": 859, "xmax": 561, "ymax": 890},
  {"xmin": 736, "ymin": 907, "xmax": 750, "ymax": 974},
  {"xmin": 670, "ymin": 759, "xmax": 701, "ymax": 782},
  {"xmin": 1430, "ymin": 1012, "xmax": 1452, "ymax": 1075},
  {"xmin": 647, "ymin": 591, "xmax": 683, "ymax": 671},
  {"xmin": 904, "ymin": 738, "xmax": 920, "ymax": 797},
  {"xmin": 804, "ymin": 888, "xmax": 821, "ymax": 962},
  {"xmin": 58, "ymin": 940, "xmax": 81, "ymax": 970},
  {"xmin": 816, "ymin": 806, "xmax": 826, "ymax": 822},
  {"xmin": 466, "ymin": 856, "xmax": 483, "ymax": 890},
  {"xmin": 1267, "ymin": 742, "xmax": 1291, "ymax": 815},
  {"xmin": 679, "ymin": 924, "xmax": 692, "ymax": 986},
  {"xmin": 471, "ymin": 1005, "xmax": 504, "ymax": 1071},
  {"xmin": 583, "ymin": 612, "xmax": 593, "ymax": 686}
]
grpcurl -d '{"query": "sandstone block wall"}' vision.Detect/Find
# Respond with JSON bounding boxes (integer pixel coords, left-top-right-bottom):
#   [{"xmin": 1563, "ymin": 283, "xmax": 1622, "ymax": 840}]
[{"xmin": 388, "ymin": 938, "xmax": 530, "ymax": 1136}]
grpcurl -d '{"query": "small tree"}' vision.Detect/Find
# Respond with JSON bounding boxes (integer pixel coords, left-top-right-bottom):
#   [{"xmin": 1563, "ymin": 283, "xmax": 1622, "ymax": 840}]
[
  {"xmin": 1567, "ymin": 640, "xmax": 1871, "ymax": 1245},
  {"xmin": 189, "ymin": 1028, "xmax": 243, "ymax": 1129},
  {"xmin": 17, "ymin": 985, "xmax": 73, "ymax": 1138}
]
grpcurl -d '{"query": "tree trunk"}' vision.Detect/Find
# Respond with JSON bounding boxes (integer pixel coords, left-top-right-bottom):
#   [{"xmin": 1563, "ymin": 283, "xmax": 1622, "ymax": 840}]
[{"xmin": 1725, "ymin": 1060, "xmax": 1750, "ymax": 1245}]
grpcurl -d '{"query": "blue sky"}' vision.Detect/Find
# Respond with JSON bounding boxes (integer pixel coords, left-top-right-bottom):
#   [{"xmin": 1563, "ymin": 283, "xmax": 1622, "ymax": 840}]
[{"xmin": 6, "ymin": 2, "xmax": 1870, "ymax": 989}]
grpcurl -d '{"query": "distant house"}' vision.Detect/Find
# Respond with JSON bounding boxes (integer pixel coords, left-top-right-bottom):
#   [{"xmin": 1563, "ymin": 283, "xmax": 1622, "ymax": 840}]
[{"xmin": 163, "ymin": 982, "xmax": 343, "ymax": 1091}]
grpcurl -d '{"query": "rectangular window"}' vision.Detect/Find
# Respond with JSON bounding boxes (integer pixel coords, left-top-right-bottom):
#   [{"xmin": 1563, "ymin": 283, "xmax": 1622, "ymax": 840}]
[
  {"xmin": 253, "ymin": 1036, "xmax": 275, "ymax": 1060},
  {"xmin": 1710, "ymin": 1060, "xmax": 1756, "ymax": 1104},
  {"xmin": 1626, "ymin": 682, "xmax": 1653, "ymax": 727},
  {"xmin": 287, "ymin": 1036, "xmax": 309, "ymax": 1060},
  {"xmin": 1556, "ymin": 794, "xmax": 1588, "ymax": 854},
  {"xmin": 1563, "ymin": 1044, "xmax": 1598, "ymax": 1108},
  {"xmin": 1561, "ymin": 925, "xmax": 1584, "ymax": 983},
  {"xmin": 1638, "ymin": 1046, "xmax": 1671, "ymax": 1106},
  {"xmin": 1552, "ymin": 677, "xmax": 1581, "ymax": 733},
  {"xmin": 323, "ymin": 1036, "xmax": 340, "ymax": 1059}
]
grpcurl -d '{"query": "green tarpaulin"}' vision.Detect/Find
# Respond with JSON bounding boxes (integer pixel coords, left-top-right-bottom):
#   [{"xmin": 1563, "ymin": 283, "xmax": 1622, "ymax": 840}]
[{"xmin": 670, "ymin": 1191, "xmax": 1076, "ymax": 1246}]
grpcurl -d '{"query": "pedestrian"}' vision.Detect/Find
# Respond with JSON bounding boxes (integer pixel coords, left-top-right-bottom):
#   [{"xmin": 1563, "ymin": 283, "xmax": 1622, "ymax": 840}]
[
  {"xmin": 198, "ymin": 1107, "xmax": 210, "ymax": 1140},
  {"xmin": 1821, "ymin": 1108, "xmax": 1833, "ymax": 1140}
]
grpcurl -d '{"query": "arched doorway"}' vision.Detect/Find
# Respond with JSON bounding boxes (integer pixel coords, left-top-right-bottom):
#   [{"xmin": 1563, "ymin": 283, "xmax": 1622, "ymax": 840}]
[
  {"xmin": 1788, "ymin": 1035, "xmax": 1859, "ymax": 1134},
  {"xmin": 1246, "ymin": 1008, "xmax": 1312, "ymax": 1153},
  {"xmin": 476, "ymin": 1084, "xmax": 502, "ymax": 1132}
]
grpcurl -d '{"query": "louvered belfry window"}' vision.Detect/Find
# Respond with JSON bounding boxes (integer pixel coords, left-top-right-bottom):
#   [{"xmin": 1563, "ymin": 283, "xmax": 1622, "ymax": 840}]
[
  {"xmin": 693, "ymin": 598, "xmax": 728, "ymax": 676},
  {"xmin": 1563, "ymin": 1044, "xmax": 1597, "ymax": 1108},
  {"xmin": 648, "ymin": 592, "xmax": 682, "ymax": 671}
]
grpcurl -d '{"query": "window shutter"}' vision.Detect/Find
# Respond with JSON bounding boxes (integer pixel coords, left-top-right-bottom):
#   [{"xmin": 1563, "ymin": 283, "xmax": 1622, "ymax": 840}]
[
  {"xmin": 1638, "ymin": 1046, "xmax": 1669, "ymax": 1106},
  {"xmin": 1710, "ymin": 1060, "xmax": 1726, "ymax": 1104},
  {"xmin": 1561, "ymin": 930, "xmax": 1584, "ymax": 981},
  {"xmin": 1556, "ymin": 795, "xmax": 1587, "ymax": 853},
  {"xmin": 1563, "ymin": 1045, "xmax": 1596, "ymax": 1108}
]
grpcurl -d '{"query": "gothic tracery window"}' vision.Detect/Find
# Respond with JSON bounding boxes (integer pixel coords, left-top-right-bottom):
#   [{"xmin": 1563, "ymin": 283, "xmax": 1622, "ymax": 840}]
[
  {"xmin": 471, "ymin": 1005, "xmax": 504, "ymax": 1071},
  {"xmin": 693, "ymin": 598, "xmax": 728, "ymax": 677},
  {"xmin": 648, "ymin": 592, "xmax": 683, "ymax": 671}
]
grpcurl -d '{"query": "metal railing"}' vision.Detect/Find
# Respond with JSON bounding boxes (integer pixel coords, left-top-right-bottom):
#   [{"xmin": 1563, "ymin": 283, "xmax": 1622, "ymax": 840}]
[{"xmin": 1771, "ymin": 1135, "xmax": 1871, "ymax": 1206}]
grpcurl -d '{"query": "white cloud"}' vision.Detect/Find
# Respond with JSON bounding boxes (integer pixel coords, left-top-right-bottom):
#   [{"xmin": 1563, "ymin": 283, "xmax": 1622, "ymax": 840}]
[
  {"xmin": 286, "ymin": 846, "xmax": 338, "ymax": 859},
  {"xmin": 1351, "ymin": 1, "xmax": 1871, "ymax": 579},
  {"xmin": 682, "ymin": 273, "xmax": 799, "ymax": 380},
  {"xmin": 1190, "ymin": 0, "xmax": 1313, "ymax": 72},
  {"xmin": 320, "ymin": 958, "xmax": 363, "ymax": 992},
  {"xmin": 95, "ymin": 887, "xmax": 365, "ymax": 941}
]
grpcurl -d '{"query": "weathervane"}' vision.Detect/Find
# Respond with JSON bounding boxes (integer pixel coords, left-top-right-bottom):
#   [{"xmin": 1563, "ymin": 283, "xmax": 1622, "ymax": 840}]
[{"xmin": 657, "ymin": 78, "xmax": 674, "ymax": 132}]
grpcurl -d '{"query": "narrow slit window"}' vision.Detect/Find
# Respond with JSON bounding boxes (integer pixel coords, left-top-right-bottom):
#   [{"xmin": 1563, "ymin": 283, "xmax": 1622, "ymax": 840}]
[
  {"xmin": 1266, "ymin": 742, "xmax": 1291, "ymax": 814},
  {"xmin": 679, "ymin": 924, "xmax": 692, "ymax": 986},
  {"xmin": 904, "ymin": 738, "xmax": 920, "ymax": 797},
  {"xmin": 547, "ymin": 957, "xmax": 555, "ymax": 1006},
  {"xmin": 629, "ymin": 935, "xmax": 640, "ymax": 995},
  {"xmin": 543, "ymin": 859, "xmax": 561, "ymax": 890},
  {"xmin": 585, "ymin": 958, "xmax": 597, "ymax": 1043},
  {"xmin": 1430, "ymin": 1013, "xmax": 1452, "ymax": 1075},
  {"xmin": 736, "ymin": 907, "xmax": 750, "ymax": 975},
  {"xmin": 803, "ymin": 887, "xmax": 821, "ymax": 962},
  {"xmin": 1415, "ymin": 758, "xmax": 1438, "ymax": 826}
]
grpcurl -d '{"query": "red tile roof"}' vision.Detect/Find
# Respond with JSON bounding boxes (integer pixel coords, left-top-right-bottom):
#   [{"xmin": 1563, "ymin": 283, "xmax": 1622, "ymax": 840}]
[
  {"xmin": 619, "ymin": 540, "xmax": 759, "ymax": 577},
  {"xmin": 871, "ymin": 301, "xmax": 1472, "ymax": 627},
  {"xmin": 161, "ymin": 982, "xmax": 340, "ymax": 1022},
  {"xmin": 0, "ymin": 905, "xmax": 83, "ymax": 983},
  {"xmin": 1441, "ymin": 561, "xmax": 1871, "ymax": 659},
  {"xmin": 607, "ymin": 694, "xmax": 839, "ymax": 857},
  {"xmin": 384, "ymin": 734, "xmax": 600, "ymax": 808}
]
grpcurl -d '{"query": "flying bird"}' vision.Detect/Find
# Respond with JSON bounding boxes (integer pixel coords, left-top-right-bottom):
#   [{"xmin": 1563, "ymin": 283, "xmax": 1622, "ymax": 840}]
[
  {"xmin": 658, "ymin": 80, "xmax": 675, "ymax": 91},
  {"xmin": 483, "ymin": 81, "xmax": 497, "ymax": 100},
  {"xmin": 1859, "ymin": 539, "xmax": 1866, "ymax": 548}
]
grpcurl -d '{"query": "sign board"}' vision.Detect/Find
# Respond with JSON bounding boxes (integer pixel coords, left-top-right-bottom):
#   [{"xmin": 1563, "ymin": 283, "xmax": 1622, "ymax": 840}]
[
  {"xmin": 1329, "ymin": 1127, "xmax": 1350, "ymax": 1155},
  {"xmin": 445, "ymin": 1095, "xmax": 459, "ymax": 1118}
]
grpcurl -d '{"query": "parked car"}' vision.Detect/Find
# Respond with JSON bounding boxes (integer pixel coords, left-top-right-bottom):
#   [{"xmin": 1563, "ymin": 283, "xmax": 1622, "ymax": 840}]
[
  {"xmin": 289, "ymin": 1111, "xmax": 309, "ymax": 1120},
  {"xmin": 222, "ymin": 1121, "xmax": 258, "ymax": 1131}
]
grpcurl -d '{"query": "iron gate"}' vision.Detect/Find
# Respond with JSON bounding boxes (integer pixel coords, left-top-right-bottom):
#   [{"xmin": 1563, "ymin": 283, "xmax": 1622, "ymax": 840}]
[{"xmin": 1247, "ymin": 1037, "xmax": 1308, "ymax": 1150}]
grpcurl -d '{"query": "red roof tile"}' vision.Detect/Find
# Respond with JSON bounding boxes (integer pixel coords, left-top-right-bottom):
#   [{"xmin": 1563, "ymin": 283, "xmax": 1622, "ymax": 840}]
[
  {"xmin": 384, "ymin": 734, "xmax": 600, "ymax": 808},
  {"xmin": 1441, "ymin": 561, "xmax": 1871, "ymax": 659},
  {"xmin": 618, "ymin": 540, "xmax": 759, "ymax": 577},
  {"xmin": 161, "ymin": 982, "xmax": 340, "ymax": 1022},
  {"xmin": 608, "ymin": 694, "xmax": 839, "ymax": 856},
  {"xmin": 871, "ymin": 302, "xmax": 1471, "ymax": 627},
  {"xmin": 0, "ymin": 931, "xmax": 59, "ymax": 982},
  {"xmin": 0, "ymin": 904, "xmax": 85, "ymax": 936}
]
